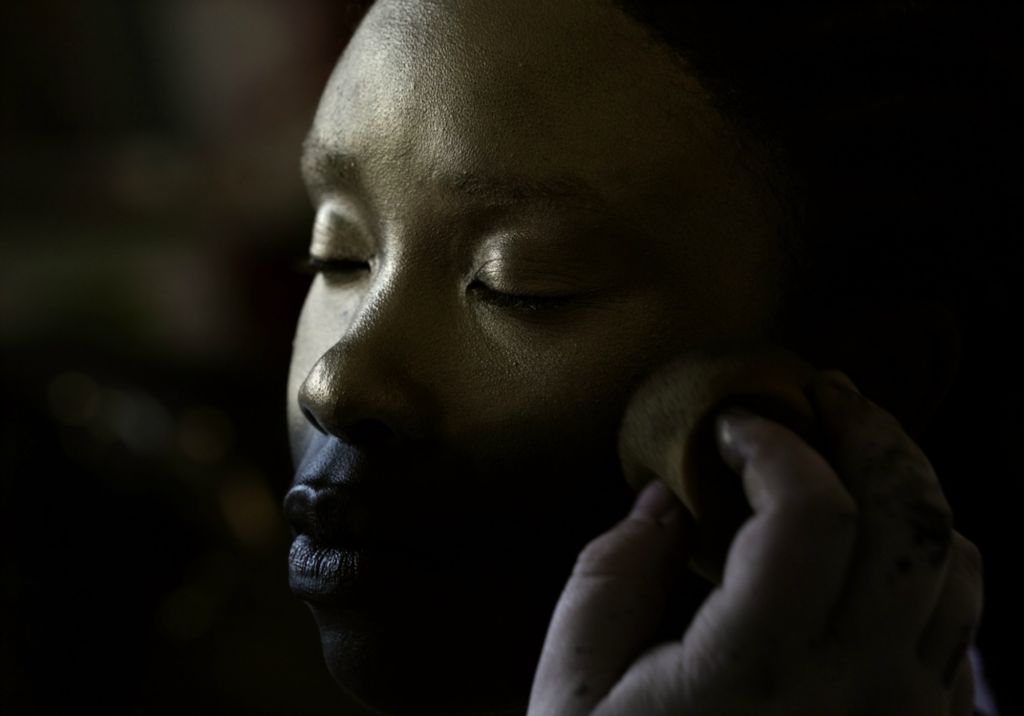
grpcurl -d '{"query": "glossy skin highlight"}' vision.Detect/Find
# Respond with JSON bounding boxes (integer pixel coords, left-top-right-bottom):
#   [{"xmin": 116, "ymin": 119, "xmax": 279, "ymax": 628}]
[{"xmin": 286, "ymin": 1, "xmax": 789, "ymax": 714}]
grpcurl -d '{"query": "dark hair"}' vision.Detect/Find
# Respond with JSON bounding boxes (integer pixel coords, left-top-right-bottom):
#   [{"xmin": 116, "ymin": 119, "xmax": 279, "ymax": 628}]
[
  {"xmin": 610, "ymin": 8, "xmax": 1022, "ymax": 690},
  {"xmin": 613, "ymin": 2, "xmax": 1020, "ymax": 348}
]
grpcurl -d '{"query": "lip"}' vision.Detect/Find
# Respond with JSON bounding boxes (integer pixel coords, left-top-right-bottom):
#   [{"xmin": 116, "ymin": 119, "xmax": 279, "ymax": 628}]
[
  {"xmin": 285, "ymin": 437, "xmax": 414, "ymax": 549},
  {"xmin": 288, "ymin": 535, "xmax": 357, "ymax": 601},
  {"xmin": 288, "ymin": 534, "xmax": 433, "ymax": 604}
]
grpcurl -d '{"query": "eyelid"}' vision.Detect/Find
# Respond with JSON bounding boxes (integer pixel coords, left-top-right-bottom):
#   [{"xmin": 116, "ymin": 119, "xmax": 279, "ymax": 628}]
[
  {"xmin": 470, "ymin": 254, "xmax": 595, "ymax": 314},
  {"xmin": 310, "ymin": 202, "xmax": 373, "ymax": 259},
  {"xmin": 302, "ymin": 256, "xmax": 372, "ymax": 286},
  {"xmin": 469, "ymin": 281, "xmax": 574, "ymax": 313},
  {"xmin": 475, "ymin": 257, "xmax": 583, "ymax": 296},
  {"xmin": 307, "ymin": 256, "xmax": 370, "ymax": 271}
]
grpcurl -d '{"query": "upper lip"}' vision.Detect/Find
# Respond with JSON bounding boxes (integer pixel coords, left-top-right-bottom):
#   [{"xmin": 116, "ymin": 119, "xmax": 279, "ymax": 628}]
[
  {"xmin": 284, "ymin": 483, "xmax": 349, "ymax": 542},
  {"xmin": 284, "ymin": 433, "xmax": 424, "ymax": 555}
]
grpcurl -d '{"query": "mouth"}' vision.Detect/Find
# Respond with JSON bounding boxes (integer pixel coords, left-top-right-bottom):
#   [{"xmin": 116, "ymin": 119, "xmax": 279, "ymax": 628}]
[
  {"xmin": 287, "ymin": 535, "xmax": 357, "ymax": 601},
  {"xmin": 288, "ymin": 534, "xmax": 436, "ymax": 605}
]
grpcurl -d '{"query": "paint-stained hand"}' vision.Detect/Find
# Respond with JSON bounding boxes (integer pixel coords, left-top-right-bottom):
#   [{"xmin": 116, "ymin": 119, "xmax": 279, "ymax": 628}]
[{"xmin": 527, "ymin": 372, "xmax": 983, "ymax": 716}]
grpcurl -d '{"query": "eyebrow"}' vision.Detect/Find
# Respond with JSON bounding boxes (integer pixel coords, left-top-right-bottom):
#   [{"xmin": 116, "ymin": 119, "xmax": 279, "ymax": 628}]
[{"xmin": 301, "ymin": 137, "xmax": 609, "ymax": 211}]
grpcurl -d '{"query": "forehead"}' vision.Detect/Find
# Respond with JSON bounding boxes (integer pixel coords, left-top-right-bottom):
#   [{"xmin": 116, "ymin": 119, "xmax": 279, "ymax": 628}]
[{"xmin": 306, "ymin": 0, "xmax": 743, "ymax": 233}]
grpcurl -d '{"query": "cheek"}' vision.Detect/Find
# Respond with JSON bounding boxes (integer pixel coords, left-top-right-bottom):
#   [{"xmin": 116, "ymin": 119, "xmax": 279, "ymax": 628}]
[
  {"xmin": 488, "ymin": 306, "xmax": 679, "ymax": 413},
  {"xmin": 456, "ymin": 312, "xmax": 679, "ymax": 480}
]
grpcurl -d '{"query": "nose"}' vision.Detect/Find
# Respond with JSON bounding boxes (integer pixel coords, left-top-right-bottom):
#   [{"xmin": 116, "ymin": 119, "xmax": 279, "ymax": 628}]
[
  {"xmin": 300, "ymin": 395, "xmax": 396, "ymax": 445},
  {"xmin": 298, "ymin": 343, "xmax": 403, "ymax": 446},
  {"xmin": 296, "ymin": 298, "xmax": 435, "ymax": 447}
]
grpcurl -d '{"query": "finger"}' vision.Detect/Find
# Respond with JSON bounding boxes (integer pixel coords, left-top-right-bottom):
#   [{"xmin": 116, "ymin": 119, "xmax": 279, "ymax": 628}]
[
  {"xmin": 696, "ymin": 410, "xmax": 859, "ymax": 649},
  {"xmin": 917, "ymin": 532, "xmax": 983, "ymax": 682},
  {"xmin": 689, "ymin": 410, "xmax": 860, "ymax": 654},
  {"xmin": 527, "ymin": 480, "xmax": 691, "ymax": 716},
  {"xmin": 807, "ymin": 372, "xmax": 953, "ymax": 644},
  {"xmin": 590, "ymin": 412, "xmax": 860, "ymax": 712}
]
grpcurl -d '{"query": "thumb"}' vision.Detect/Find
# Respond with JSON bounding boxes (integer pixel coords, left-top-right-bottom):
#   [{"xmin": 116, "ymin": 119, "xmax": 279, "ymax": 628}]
[{"xmin": 527, "ymin": 481, "xmax": 692, "ymax": 716}]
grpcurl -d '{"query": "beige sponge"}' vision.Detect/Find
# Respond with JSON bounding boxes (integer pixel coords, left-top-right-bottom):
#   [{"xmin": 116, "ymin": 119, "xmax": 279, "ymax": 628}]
[{"xmin": 618, "ymin": 342, "xmax": 819, "ymax": 583}]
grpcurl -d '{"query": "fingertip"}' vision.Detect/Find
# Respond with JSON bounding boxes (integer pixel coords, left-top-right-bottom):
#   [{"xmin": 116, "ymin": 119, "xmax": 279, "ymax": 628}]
[
  {"xmin": 630, "ymin": 479, "xmax": 680, "ymax": 522},
  {"xmin": 575, "ymin": 488, "xmax": 692, "ymax": 582},
  {"xmin": 629, "ymin": 483, "xmax": 693, "ymax": 549}
]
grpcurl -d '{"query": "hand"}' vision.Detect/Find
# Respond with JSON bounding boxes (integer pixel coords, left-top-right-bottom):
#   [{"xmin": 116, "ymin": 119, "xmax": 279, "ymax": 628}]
[{"xmin": 527, "ymin": 372, "xmax": 983, "ymax": 716}]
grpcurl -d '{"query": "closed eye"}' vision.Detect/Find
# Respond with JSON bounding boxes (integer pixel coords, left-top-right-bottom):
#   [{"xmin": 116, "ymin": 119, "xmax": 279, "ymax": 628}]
[
  {"xmin": 468, "ymin": 280, "xmax": 574, "ymax": 313},
  {"xmin": 304, "ymin": 256, "xmax": 371, "ymax": 277}
]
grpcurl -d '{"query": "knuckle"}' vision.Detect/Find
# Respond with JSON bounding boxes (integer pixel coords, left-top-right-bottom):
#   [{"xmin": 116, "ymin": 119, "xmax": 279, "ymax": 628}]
[
  {"xmin": 838, "ymin": 405, "xmax": 939, "ymax": 480},
  {"xmin": 855, "ymin": 439, "xmax": 935, "ymax": 491},
  {"xmin": 856, "ymin": 443, "xmax": 951, "ymax": 516}
]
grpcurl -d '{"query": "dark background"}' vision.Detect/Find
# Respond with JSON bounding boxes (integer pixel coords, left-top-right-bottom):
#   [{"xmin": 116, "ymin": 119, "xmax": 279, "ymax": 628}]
[
  {"xmin": 1, "ymin": 2, "xmax": 1019, "ymax": 715},
  {"xmin": 1, "ymin": 1, "xmax": 375, "ymax": 713}
]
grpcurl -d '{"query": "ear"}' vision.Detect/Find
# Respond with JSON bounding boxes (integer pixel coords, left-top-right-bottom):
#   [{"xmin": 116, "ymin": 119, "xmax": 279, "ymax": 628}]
[{"xmin": 807, "ymin": 299, "xmax": 962, "ymax": 440}]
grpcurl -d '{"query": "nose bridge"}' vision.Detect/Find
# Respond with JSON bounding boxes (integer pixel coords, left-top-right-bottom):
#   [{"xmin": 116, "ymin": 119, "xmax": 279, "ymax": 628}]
[{"xmin": 299, "ymin": 262, "xmax": 444, "ymax": 442}]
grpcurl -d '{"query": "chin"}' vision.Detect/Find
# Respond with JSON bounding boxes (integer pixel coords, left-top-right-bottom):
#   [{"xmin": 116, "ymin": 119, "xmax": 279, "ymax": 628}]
[{"xmin": 308, "ymin": 591, "xmax": 544, "ymax": 716}]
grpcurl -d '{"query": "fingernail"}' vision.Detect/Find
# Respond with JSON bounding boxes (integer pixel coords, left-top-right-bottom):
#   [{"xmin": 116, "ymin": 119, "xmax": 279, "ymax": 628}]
[
  {"xmin": 715, "ymin": 407, "xmax": 759, "ymax": 471},
  {"xmin": 630, "ymin": 480, "xmax": 680, "ymax": 523}
]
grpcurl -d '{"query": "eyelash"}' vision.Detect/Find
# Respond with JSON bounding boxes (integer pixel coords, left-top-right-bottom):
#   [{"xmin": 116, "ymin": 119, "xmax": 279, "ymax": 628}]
[
  {"xmin": 303, "ymin": 256, "xmax": 370, "ymax": 277},
  {"xmin": 301, "ymin": 258, "xmax": 570, "ymax": 313},
  {"xmin": 468, "ymin": 281, "xmax": 571, "ymax": 313}
]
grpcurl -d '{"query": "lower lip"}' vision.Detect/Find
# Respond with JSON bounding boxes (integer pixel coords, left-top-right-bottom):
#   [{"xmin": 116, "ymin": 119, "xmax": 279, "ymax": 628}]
[{"xmin": 288, "ymin": 535, "xmax": 426, "ymax": 604}]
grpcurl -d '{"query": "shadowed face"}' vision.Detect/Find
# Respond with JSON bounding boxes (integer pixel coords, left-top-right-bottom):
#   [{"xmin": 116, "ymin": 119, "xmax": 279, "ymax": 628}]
[{"xmin": 285, "ymin": 0, "xmax": 784, "ymax": 714}]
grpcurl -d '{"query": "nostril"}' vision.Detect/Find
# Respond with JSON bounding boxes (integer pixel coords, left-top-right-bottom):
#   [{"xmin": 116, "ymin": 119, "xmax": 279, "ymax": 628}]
[
  {"xmin": 301, "ymin": 406, "xmax": 326, "ymax": 434},
  {"xmin": 299, "ymin": 403, "xmax": 396, "ymax": 444},
  {"xmin": 346, "ymin": 418, "xmax": 396, "ymax": 444}
]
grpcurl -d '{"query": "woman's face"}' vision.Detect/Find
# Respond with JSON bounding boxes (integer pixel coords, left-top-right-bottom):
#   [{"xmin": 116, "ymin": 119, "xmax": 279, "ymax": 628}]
[{"xmin": 286, "ymin": 0, "xmax": 784, "ymax": 714}]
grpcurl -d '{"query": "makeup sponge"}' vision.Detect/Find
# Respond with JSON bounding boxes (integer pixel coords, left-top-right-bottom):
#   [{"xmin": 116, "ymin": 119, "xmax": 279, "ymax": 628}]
[{"xmin": 618, "ymin": 342, "xmax": 819, "ymax": 584}]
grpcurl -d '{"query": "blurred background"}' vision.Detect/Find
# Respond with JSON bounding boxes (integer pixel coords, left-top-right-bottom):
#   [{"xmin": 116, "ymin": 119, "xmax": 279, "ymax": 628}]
[
  {"xmin": 0, "ymin": 1, "xmax": 377, "ymax": 713},
  {"xmin": 0, "ymin": 2, "xmax": 1019, "ymax": 715}
]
